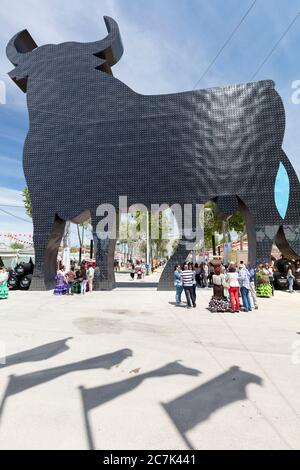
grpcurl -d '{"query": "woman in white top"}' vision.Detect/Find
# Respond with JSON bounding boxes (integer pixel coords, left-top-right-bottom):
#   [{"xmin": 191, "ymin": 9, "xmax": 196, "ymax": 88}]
[
  {"xmin": 225, "ymin": 264, "xmax": 240, "ymax": 312},
  {"xmin": 208, "ymin": 267, "xmax": 229, "ymax": 312},
  {"xmin": 212, "ymin": 269, "xmax": 225, "ymax": 292}
]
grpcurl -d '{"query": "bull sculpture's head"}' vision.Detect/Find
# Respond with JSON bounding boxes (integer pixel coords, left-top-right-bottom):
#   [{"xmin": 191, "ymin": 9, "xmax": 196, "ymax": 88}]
[{"xmin": 6, "ymin": 16, "xmax": 124, "ymax": 92}]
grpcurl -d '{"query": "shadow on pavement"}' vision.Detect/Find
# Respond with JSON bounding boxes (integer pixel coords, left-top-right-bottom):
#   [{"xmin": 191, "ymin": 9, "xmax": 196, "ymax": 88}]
[
  {"xmin": 168, "ymin": 302, "xmax": 187, "ymax": 308},
  {"xmin": 162, "ymin": 366, "xmax": 263, "ymax": 449},
  {"xmin": 0, "ymin": 337, "xmax": 73, "ymax": 369},
  {"xmin": 79, "ymin": 360, "xmax": 201, "ymax": 450},
  {"xmin": 0, "ymin": 348, "xmax": 133, "ymax": 423}
]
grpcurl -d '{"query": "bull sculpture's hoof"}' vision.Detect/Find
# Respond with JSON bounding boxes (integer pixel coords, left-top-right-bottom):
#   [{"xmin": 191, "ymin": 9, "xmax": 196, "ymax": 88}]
[
  {"xmin": 29, "ymin": 276, "xmax": 48, "ymax": 291},
  {"xmin": 157, "ymin": 283, "xmax": 174, "ymax": 291},
  {"xmin": 93, "ymin": 277, "xmax": 116, "ymax": 291}
]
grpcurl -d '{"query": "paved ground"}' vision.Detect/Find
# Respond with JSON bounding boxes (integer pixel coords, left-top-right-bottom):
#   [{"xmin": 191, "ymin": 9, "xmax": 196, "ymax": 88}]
[{"xmin": 0, "ymin": 283, "xmax": 299, "ymax": 450}]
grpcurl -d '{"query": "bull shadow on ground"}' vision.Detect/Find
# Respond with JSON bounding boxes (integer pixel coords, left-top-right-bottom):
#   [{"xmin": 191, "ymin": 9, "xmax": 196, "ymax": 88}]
[
  {"xmin": 0, "ymin": 348, "xmax": 133, "ymax": 423},
  {"xmin": 0, "ymin": 337, "xmax": 73, "ymax": 368},
  {"xmin": 79, "ymin": 361, "xmax": 201, "ymax": 450},
  {"xmin": 162, "ymin": 366, "xmax": 263, "ymax": 449}
]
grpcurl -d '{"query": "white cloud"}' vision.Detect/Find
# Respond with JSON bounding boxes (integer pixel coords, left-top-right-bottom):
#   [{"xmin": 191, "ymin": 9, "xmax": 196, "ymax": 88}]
[
  {"xmin": 0, "ymin": 0, "xmax": 299, "ymax": 242},
  {"xmin": 0, "ymin": 0, "xmax": 117, "ymax": 106},
  {"xmin": 0, "ymin": 186, "xmax": 31, "ymax": 224},
  {"xmin": 0, "ymin": 186, "xmax": 32, "ymax": 238},
  {"xmin": 0, "ymin": 0, "xmax": 214, "ymax": 100},
  {"xmin": 0, "ymin": 155, "xmax": 24, "ymax": 179},
  {"xmin": 0, "ymin": 186, "xmax": 24, "ymax": 205}
]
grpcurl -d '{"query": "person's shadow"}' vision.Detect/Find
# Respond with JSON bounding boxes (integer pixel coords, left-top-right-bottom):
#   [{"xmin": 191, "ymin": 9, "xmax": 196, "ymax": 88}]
[
  {"xmin": 168, "ymin": 302, "xmax": 187, "ymax": 308},
  {"xmin": 79, "ymin": 361, "xmax": 201, "ymax": 449},
  {"xmin": 0, "ymin": 337, "xmax": 73, "ymax": 368},
  {"xmin": 161, "ymin": 366, "xmax": 263, "ymax": 449},
  {"xmin": 0, "ymin": 348, "xmax": 133, "ymax": 421}
]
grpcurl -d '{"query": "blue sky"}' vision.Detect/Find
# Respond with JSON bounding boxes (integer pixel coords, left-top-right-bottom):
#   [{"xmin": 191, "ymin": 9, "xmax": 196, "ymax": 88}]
[{"xmin": 0, "ymin": 0, "xmax": 300, "ymax": 239}]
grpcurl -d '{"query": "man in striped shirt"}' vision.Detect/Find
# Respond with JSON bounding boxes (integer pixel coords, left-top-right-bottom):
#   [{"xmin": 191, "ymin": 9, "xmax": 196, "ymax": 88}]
[{"xmin": 181, "ymin": 264, "xmax": 196, "ymax": 308}]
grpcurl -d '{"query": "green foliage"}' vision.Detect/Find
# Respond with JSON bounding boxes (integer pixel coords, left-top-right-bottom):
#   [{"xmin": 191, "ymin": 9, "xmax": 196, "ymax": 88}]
[
  {"xmin": 22, "ymin": 187, "xmax": 32, "ymax": 218},
  {"xmin": 119, "ymin": 210, "xmax": 171, "ymax": 259},
  {"xmin": 139, "ymin": 240, "xmax": 147, "ymax": 256},
  {"xmin": 138, "ymin": 210, "xmax": 170, "ymax": 258},
  {"xmin": 228, "ymin": 211, "xmax": 245, "ymax": 234},
  {"xmin": 172, "ymin": 239, "xmax": 179, "ymax": 253},
  {"xmin": 10, "ymin": 242, "xmax": 25, "ymax": 250},
  {"xmin": 204, "ymin": 201, "xmax": 222, "ymax": 249},
  {"xmin": 204, "ymin": 201, "xmax": 246, "ymax": 249}
]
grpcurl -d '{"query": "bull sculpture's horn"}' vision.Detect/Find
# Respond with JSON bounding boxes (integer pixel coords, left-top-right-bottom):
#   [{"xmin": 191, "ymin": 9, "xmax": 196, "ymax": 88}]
[
  {"xmin": 6, "ymin": 29, "xmax": 37, "ymax": 66},
  {"xmin": 89, "ymin": 16, "xmax": 124, "ymax": 67}
]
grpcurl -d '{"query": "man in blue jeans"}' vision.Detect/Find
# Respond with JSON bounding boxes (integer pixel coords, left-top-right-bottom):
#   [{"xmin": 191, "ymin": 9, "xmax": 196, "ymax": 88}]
[
  {"xmin": 247, "ymin": 263, "xmax": 258, "ymax": 309},
  {"xmin": 238, "ymin": 264, "xmax": 252, "ymax": 312},
  {"xmin": 181, "ymin": 264, "xmax": 196, "ymax": 308},
  {"xmin": 174, "ymin": 264, "xmax": 183, "ymax": 305}
]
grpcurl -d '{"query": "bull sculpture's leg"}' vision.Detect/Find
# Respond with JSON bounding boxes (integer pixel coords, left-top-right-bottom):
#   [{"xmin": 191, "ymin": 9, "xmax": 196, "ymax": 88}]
[
  {"xmin": 157, "ymin": 238, "xmax": 193, "ymax": 290},
  {"xmin": 248, "ymin": 224, "xmax": 279, "ymax": 266},
  {"xmin": 280, "ymin": 225, "xmax": 300, "ymax": 258},
  {"xmin": 241, "ymin": 149, "xmax": 300, "ymax": 263},
  {"xmin": 30, "ymin": 212, "xmax": 66, "ymax": 290},
  {"xmin": 275, "ymin": 226, "xmax": 300, "ymax": 259},
  {"xmin": 91, "ymin": 215, "xmax": 116, "ymax": 290},
  {"xmin": 158, "ymin": 205, "xmax": 200, "ymax": 290},
  {"xmin": 277, "ymin": 150, "xmax": 300, "ymax": 258},
  {"xmin": 245, "ymin": 150, "xmax": 300, "ymax": 261},
  {"xmin": 238, "ymin": 198, "xmax": 278, "ymax": 266}
]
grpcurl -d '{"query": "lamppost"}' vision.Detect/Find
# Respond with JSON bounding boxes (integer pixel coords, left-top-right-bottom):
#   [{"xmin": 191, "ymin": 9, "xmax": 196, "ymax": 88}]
[
  {"xmin": 146, "ymin": 210, "xmax": 150, "ymax": 267},
  {"xmin": 62, "ymin": 220, "xmax": 71, "ymax": 271}
]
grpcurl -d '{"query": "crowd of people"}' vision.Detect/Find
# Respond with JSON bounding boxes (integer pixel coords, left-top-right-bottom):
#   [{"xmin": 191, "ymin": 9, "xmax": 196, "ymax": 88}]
[
  {"xmin": 173, "ymin": 259, "xmax": 299, "ymax": 312},
  {"xmin": 53, "ymin": 261, "xmax": 95, "ymax": 296},
  {"xmin": 1, "ymin": 256, "xmax": 299, "ymax": 303},
  {"xmin": 129, "ymin": 261, "xmax": 148, "ymax": 280}
]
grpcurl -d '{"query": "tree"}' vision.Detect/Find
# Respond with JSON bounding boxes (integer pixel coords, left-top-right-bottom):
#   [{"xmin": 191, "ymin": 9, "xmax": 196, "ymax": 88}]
[
  {"xmin": 23, "ymin": 187, "xmax": 32, "ymax": 218},
  {"xmin": 172, "ymin": 239, "xmax": 179, "ymax": 253},
  {"xmin": 77, "ymin": 219, "xmax": 92, "ymax": 263},
  {"xmin": 118, "ymin": 210, "xmax": 171, "ymax": 261},
  {"xmin": 23, "ymin": 186, "xmax": 90, "ymax": 258},
  {"xmin": 204, "ymin": 201, "xmax": 222, "ymax": 249},
  {"xmin": 10, "ymin": 242, "xmax": 24, "ymax": 250},
  {"xmin": 132, "ymin": 210, "xmax": 171, "ymax": 259},
  {"xmin": 204, "ymin": 201, "xmax": 246, "ymax": 249},
  {"xmin": 228, "ymin": 211, "xmax": 245, "ymax": 234}
]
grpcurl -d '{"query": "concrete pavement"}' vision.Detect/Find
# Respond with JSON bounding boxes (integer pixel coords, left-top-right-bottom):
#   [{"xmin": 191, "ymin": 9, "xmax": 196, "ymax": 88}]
[{"xmin": 0, "ymin": 286, "xmax": 299, "ymax": 449}]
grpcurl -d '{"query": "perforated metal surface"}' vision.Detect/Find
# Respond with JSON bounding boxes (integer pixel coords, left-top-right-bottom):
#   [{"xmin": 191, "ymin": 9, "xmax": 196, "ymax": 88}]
[{"xmin": 6, "ymin": 17, "xmax": 300, "ymax": 290}]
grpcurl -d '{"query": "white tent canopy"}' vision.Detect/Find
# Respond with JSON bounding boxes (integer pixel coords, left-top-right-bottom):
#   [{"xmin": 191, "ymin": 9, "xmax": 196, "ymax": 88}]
[{"xmin": 0, "ymin": 245, "xmax": 34, "ymax": 268}]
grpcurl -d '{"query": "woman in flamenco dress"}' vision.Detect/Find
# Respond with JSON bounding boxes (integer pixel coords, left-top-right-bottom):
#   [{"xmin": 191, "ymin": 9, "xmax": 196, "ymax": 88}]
[
  {"xmin": 0, "ymin": 266, "xmax": 9, "ymax": 299},
  {"xmin": 53, "ymin": 266, "xmax": 68, "ymax": 296}
]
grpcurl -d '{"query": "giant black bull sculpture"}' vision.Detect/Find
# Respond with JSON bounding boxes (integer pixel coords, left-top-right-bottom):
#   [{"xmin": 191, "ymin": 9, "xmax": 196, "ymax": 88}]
[{"xmin": 6, "ymin": 16, "xmax": 300, "ymax": 290}]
